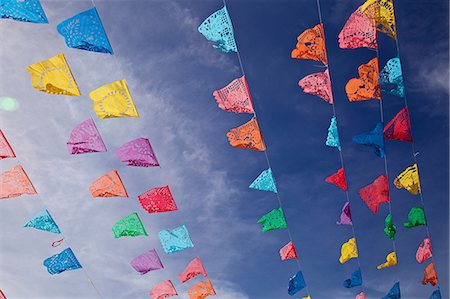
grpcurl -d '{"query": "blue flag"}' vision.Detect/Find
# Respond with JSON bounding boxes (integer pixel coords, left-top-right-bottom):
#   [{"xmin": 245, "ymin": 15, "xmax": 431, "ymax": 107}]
[
  {"xmin": 353, "ymin": 122, "xmax": 385, "ymax": 158},
  {"xmin": 198, "ymin": 6, "xmax": 237, "ymax": 53},
  {"xmin": 249, "ymin": 168, "xmax": 278, "ymax": 193},
  {"xmin": 43, "ymin": 248, "xmax": 82, "ymax": 275},
  {"xmin": 0, "ymin": 0, "xmax": 48, "ymax": 23},
  {"xmin": 288, "ymin": 271, "xmax": 306, "ymax": 296},
  {"xmin": 343, "ymin": 269, "xmax": 362, "ymax": 288},
  {"xmin": 24, "ymin": 209, "xmax": 61, "ymax": 234},
  {"xmin": 158, "ymin": 225, "xmax": 194, "ymax": 254},
  {"xmin": 326, "ymin": 116, "xmax": 341, "ymax": 151},
  {"xmin": 382, "ymin": 282, "xmax": 401, "ymax": 299},
  {"xmin": 429, "ymin": 289, "xmax": 441, "ymax": 299}
]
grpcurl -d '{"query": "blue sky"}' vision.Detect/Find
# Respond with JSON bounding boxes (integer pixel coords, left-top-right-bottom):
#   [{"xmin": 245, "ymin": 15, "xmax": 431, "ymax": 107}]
[{"xmin": 0, "ymin": 0, "xmax": 448, "ymax": 299}]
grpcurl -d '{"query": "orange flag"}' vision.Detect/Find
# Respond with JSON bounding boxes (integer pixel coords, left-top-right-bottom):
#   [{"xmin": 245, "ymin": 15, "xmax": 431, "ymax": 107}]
[
  {"xmin": 291, "ymin": 24, "xmax": 328, "ymax": 65},
  {"xmin": 346, "ymin": 57, "xmax": 381, "ymax": 101},
  {"xmin": 422, "ymin": 263, "xmax": 438, "ymax": 286},
  {"xmin": 89, "ymin": 170, "xmax": 128, "ymax": 198},
  {"xmin": 0, "ymin": 130, "xmax": 15, "ymax": 159},
  {"xmin": 188, "ymin": 278, "xmax": 216, "ymax": 299},
  {"xmin": 227, "ymin": 118, "xmax": 266, "ymax": 151},
  {"xmin": 0, "ymin": 165, "xmax": 37, "ymax": 199}
]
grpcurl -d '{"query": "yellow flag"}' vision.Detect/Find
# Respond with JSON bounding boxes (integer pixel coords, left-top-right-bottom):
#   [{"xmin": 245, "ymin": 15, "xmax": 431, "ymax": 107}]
[
  {"xmin": 339, "ymin": 237, "xmax": 358, "ymax": 264},
  {"xmin": 394, "ymin": 164, "xmax": 421, "ymax": 195},
  {"xmin": 377, "ymin": 252, "xmax": 397, "ymax": 269},
  {"xmin": 361, "ymin": 0, "xmax": 397, "ymax": 39},
  {"xmin": 302, "ymin": 296, "xmax": 312, "ymax": 299},
  {"xmin": 89, "ymin": 80, "xmax": 139, "ymax": 119},
  {"xmin": 26, "ymin": 53, "xmax": 80, "ymax": 96}
]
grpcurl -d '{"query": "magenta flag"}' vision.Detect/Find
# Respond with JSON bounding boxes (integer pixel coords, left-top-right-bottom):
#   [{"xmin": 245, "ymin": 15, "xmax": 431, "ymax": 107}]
[
  {"xmin": 138, "ymin": 185, "xmax": 178, "ymax": 214},
  {"xmin": 130, "ymin": 248, "xmax": 164, "ymax": 275},
  {"xmin": 67, "ymin": 119, "xmax": 106, "ymax": 154},
  {"xmin": 116, "ymin": 138, "xmax": 159, "ymax": 167},
  {"xmin": 337, "ymin": 202, "xmax": 352, "ymax": 225}
]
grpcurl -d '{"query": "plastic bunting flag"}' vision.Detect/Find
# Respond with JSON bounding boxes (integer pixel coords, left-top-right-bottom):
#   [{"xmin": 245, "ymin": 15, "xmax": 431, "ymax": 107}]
[
  {"xmin": 0, "ymin": 130, "xmax": 15, "ymax": 159},
  {"xmin": 384, "ymin": 107, "xmax": 412, "ymax": 142},
  {"xmin": 213, "ymin": 76, "xmax": 254, "ymax": 114},
  {"xmin": 384, "ymin": 214, "xmax": 396, "ymax": 240},
  {"xmin": 356, "ymin": 292, "xmax": 367, "ymax": 299},
  {"xmin": 429, "ymin": 289, "xmax": 442, "ymax": 299},
  {"xmin": 89, "ymin": 170, "xmax": 128, "ymax": 198},
  {"xmin": 158, "ymin": 225, "xmax": 194, "ymax": 254},
  {"xmin": 24, "ymin": 209, "xmax": 61, "ymax": 234},
  {"xmin": 291, "ymin": 24, "xmax": 328, "ymax": 65},
  {"xmin": 280, "ymin": 241, "xmax": 298, "ymax": 261},
  {"xmin": 346, "ymin": 58, "xmax": 380, "ymax": 101},
  {"xmin": 198, "ymin": 6, "xmax": 237, "ymax": 53},
  {"xmin": 57, "ymin": 8, "xmax": 113, "ymax": 54},
  {"xmin": 150, "ymin": 280, "xmax": 178, "ymax": 299},
  {"xmin": 361, "ymin": 0, "xmax": 397, "ymax": 39},
  {"xmin": 339, "ymin": 237, "xmax": 358, "ymax": 264},
  {"xmin": 0, "ymin": 165, "xmax": 37, "ymax": 199},
  {"xmin": 377, "ymin": 252, "xmax": 397, "ymax": 269},
  {"xmin": 353, "ymin": 122, "xmax": 385, "ymax": 158},
  {"xmin": 298, "ymin": 69, "xmax": 333, "ymax": 104},
  {"xmin": 358, "ymin": 175, "xmax": 389, "ymax": 214},
  {"xmin": 404, "ymin": 207, "xmax": 426, "ymax": 228},
  {"xmin": 257, "ymin": 208, "xmax": 288, "ymax": 232},
  {"xmin": 138, "ymin": 185, "xmax": 178, "ymax": 214},
  {"xmin": 0, "ymin": 0, "xmax": 48, "ymax": 23},
  {"xmin": 325, "ymin": 167, "xmax": 347, "ymax": 191},
  {"xmin": 416, "ymin": 237, "xmax": 432, "ymax": 263},
  {"xmin": 26, "ymin": 53, "xmax": 80, "ymax": 96},
  {"xmin": 394, "ymin": 164, "xmax": 420, "ymax": 195},
  {"xmin": 130, "ymin": 248, "xmax": 163, "ymax": 275},
  {"xmin": 67, "ymin": 119, "xmax": 106, "ymax": 154},
  {"xmin": 89, "ymin": 80, "xmax": 139, "ymax": 118},
  {"xmin": 226, "ymin": 118, "xmax": 266, "ymax": 151},
  {"xmin": 112, "ymin": 212, "xmax": 148, "ymax": 238},
  {"xmin": 288, "ymin": 271, "xmax": 306, "ymax": 295},
  {"xmin": 379, "ymin": 57, "xmax": 404, "ymax": 97},
  {"xmin": 43, "ymin": 248, "xmax": 82, "ymax": 275},
  {"xmin": 116, "ymin": 138, "xmax": 159, "ymax": 167},
  {"xmin": 422, "ymin": 263, "xmax": 438, "ymax": 286},
  {"xmin": 343, "ymin": 269, "xmax": 362, "ymax": 288},
  {"xmin": 326, "ymin": 116, "xmax": 341, "ymax": 151},
  {"xmin": 338, "ymin": 6, "xmax": 377, "ymax": 49},
  {"xmin": 178, "ymin": 257, "xmax": 207, "ymax": 283},
  {"xmin": 249, "ymin": 168, "xmax": 277, "ymax": 193},
  {"xmin": 188, "ymin": 278, "xmax": 216, "ymax": 299},
  {"xmin": 337, "ymin": 202, "xmax": 352, "ymax": 226},
  {"xmin": 382, "ymin": 282, "xmax": 400, "ymax": 299}
]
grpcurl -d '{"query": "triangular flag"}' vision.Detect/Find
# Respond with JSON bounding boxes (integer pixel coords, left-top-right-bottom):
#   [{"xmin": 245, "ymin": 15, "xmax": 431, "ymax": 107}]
[
  {"xmin": 249, "ymin": 168, "xmax": 277, "ymax": 193},
  {"xmin": 291, "ymin": 24, "xmax": 328, "ymax": 65},
  {"xmin": 188, "ymin": 278, "xmax": 216, "ymax": 299},
  {"xmin": 358, "ymin": 175, "xmax": 389, "ymax": 214},
  {"xmin": 43, "ymin": 248, "xmax": 82, "ymax": 275},
  {"xmin": 337, "ymin": 202, "xmax": 352, "ymax": 226},
  {"xmin": 339, "ymin": 237, "xmax": 358, "ymax": 264},
  {"xmin": 382, "ymin": 282, "xmax": 400, "ymax": 299},
  {"xmin": 280, "ymin": 241, "xmax": 298, "ymax": 261},
  {"xmin": 0, "ymin": 165, "xmax": 37, "ymax": 199},
  {"xmin": 325, "ymin": 167, "xmax": 347, "ymax": 191},
  {"xmin": 89, "ymin": 170, "xmax": 128, "ymax": 198},
  {"xmin": 356, "ymin": 292, "xmax": 366, "ymax": 299},
  {"xmin": 353, "ymin": 122, "xmax": 385, "ymax": 157},
  {"xmin": 338, "ymin": 6, "xmax": 377, "ymax": 49},
  {"xmin": 422, "ymin": 263, "xmax": 438, "ymax": 286},
  {"xmin": 384, "ymin": 107, "xmax": 412, "ymax": 142},
  {"xmin": 150, "ymin": 280, "xmax": 178, "ymax": 299},
  {"xmin": 343, "ymin": 269, "xmax": 362, "ymax": 288},
  {"xmin": 361, "ymin": 0, "xmax": 397, "ymax": 39},
  {"xmin": 394, "ymin": 164, "xmax": 420, "ymax": 194},
  {"xmin": 299, "ymin": 69, "xmax": 334, "ymax": 104},
  {"xmin": 130, "ymin": 248, "xmax": 163, "ymax": 275},
  {"xmin": 416, "ymin": 237, "xmax": 432, "ymax": 263},
  {"xmin": 257, "ymin": 208, "xmax": 288, "ymax": 232},
  {"xmin": 67, "ymin": 119, "xmax": 107, "ymax": 154},
  {"xmin": 429, "ymin": 289, "xmax": 442, "ymax": 299},
  {"xmin": 116, "ymin": 138, "xmax": 159, "ymax": 167},
  {"xmin": 0, "ymin": 130, "xmax": 15, "ymax": 159},
  {"xmin": 178, "ymin": 257, "xmax": 207, "ymax": 283},
  {"xmin": 24, "ymin": 209, "xmax": 61, "ymax": 234},
  {"xmin": 57, "ymin": 7, "xmax": 113, "ymax": 54},
  {"xmin": 198, "ymin": 6, "xmax": 237, "ymax": 53},
  {"xmin": 0, "ymin": 0, "xmax": 48, "ymax": 23},
  {"xmin": 288, "ymin": 271, "xmax": 306, "ymax": 295},
  {"xmin": 384, "ymin": 214, "xmax": 396, "ymax": 240},
  {"xmin": 346, "ymin": 57, "xmax": 381, "ymax": 101},
  {"xmin": 112, "ymin": 212, "xmax": 148, "ymax": 238},
  {"xmin": 213, "ymin": 76, "xmax": 254, "ymax": 114},
  {"xmin": 404, "ymin": 207, "xmax": 427, "ymax": 228},
  {"xmin": 138, "ymin": 185, "xmax": 178, "ymax": 214},
  {"xmin": 0, "ymin": 290, "xmax": 6, "ymax": 299},
  {"xmin": 226, "ymin": 118, "xmax": 266, "ymax": 151},
  {"xmin": 26, "ymin": 53, "xmax": 80, "ymax": 96},
  {"xmin": 377, "ymin": 252, "xmax": 397, "ymax": 269},
  {"xmin": 326, "ymin": 116, "xmax": 341, "ymax": 151},
  {"xmin": 379, "ymin": 57, "xmax": 404, "ymax": 97},
  {"xmin": 158, "ymin": 225, "xmax": 194, "ymax": 254}
]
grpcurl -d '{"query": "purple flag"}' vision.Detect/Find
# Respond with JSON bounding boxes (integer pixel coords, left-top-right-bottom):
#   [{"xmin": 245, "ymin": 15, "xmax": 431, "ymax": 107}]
[
  {"xmin": 116, "ymin": 138, "xmax": 159, "ymax": 167},
  {"xmin": 67, "ymin": 119, "xmax": 106, "ymax": 154},
  {"xmin": 337, "ymin": 202, "xmax": 352, "ymax": 225},
  {"xmin": 130, "ymin": 248, "xmax": 164, "ymax": 275}
]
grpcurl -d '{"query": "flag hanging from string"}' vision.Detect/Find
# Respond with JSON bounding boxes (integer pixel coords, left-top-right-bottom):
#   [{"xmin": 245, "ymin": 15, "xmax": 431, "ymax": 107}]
[
  {"xmin": 24, "ymin": 209, "xmax": 61, "ymax": 234},
  {"xmin": 377, "ymin": 252, "xmax": 397, "ymax": 269},
  {"xmin": 325, "ymin": 167, "xmax": 347, "ymax": 191},
  {"xmin": 416, "ymin": 237, "xmax": 432, "ymax": 263},
  {"xmin": 138, "ymin": 185, "xmax": 178, "ymax": 214},
  {"xmin": 353, "ymin": 122, "xmax": 385, "ymax": 158},
  {"xmin": 404, "ymin": 207, "xmax": 427, "ymax": 228},
  {"xmin": 429, "ymin": 289, "xmax": 442, "ymax": 299},
  {"xmin": 343, "ymin": 269, "xmax": 362, "ymax": 288},
  {"xmin": 67, "ymin": 119, "xmax": 107, "ymax": 154},
  {"xmin": 130, "ymin": 249, "xmax": 163, "ymax": 275},
  {"xmin": 394, "ymin": 164, "xmax": 420, "ymax": 195},
  {"xmin": 198, "ymin": 6, "xmax": 237, "ymax": 53},
  {"xmin": 298, "ymin": 69, "xmax": 334, "ymax": 104},
  {"xmin": 280, "ymin": 241, "xmax": 298, "ymax": 261},
  {"xmin": 361, "ymin": 0, "xmax": 397, "ymax": 39},
  {"xmin": 178, "ymin": 257, "xmax": 207, "ymax": 283},
  {"xmin": 0, "ymin": 165, "xmax": 37, "ymax": 199},
  {"xmin": 188, "ymin": 278, "xmax": 216, "ymax": 299},
  {"xmin": 326, "ymin": 116, "xmax": 341, "ymax": 151},
  {"xmin": 359, "ymin": 175, "xmax": 389, "ymax": 214},
  {"xmin": 112, "ymin": 212, "xmax": 148, "ymax": 238},
  {"xmin": 227, "ymin": 118, "xmax": 266, "ymax": 151},
  {"xmin": 150, "ymin": 280, "xmax": 178, "ymax": 299},
  {"xmin": 249, "ymin": 168, "xmax": 277, "ymax": 193},
  {"xmin": 288, "ymin": 271, "xmax": 306, "ymax": 295},
  {"xmin": 346, "ymin": 58, "xmax": 380, "ymax": 101},
  {"xmin": 158, "ymin": 225, "xmax": 194, "ymax": 254},
  {"xmin": 384, "ymin": 107, "xmax": 412, "ymax": 142},
  {"xmin": 0, "ymin": 0, "xmax": 48, "ymax": 23},
  {"xmin": 213, "ymin": 76, "xmax": 254, "ymax": 114},
  {"xmin": 89, "ymin": 170, "xmax": 128, "ymax": 198},
  {"xmin": 356, "ymin": 292, "xmax": 366, "ymax": 299},
  {"xmin": 338, "ymin": 6, "xmax": 377, "ymax": 50},
  {"xmin": 422, "ymin": 263, "xmax": 438, "ymax": 286},
  {"xmin": 116, "ymin": 138, "xmax": 159, "ymax": 167},
  {"xmin": 382, "ymin": 282, "xmax": 400, "ymax": 299},
  {"xmin": 291, "ymin": 24, "xmax": 328, "ymax": 65},
  {"xmin": 339, "ymin": 237, "xmax": 358, "ymax": 264},
  {"xmin": 257, "ymin": 208, "xmax": 288, "ymax": 232},
  {"xmin": 337, "ymin": 202, "xmax": 352, "ymax": 226},
  {"xmin": 384, "ymin": 214, "xmax": 396, "ymax": 240},
  {"xmin": 379, "ymin": 57, "xmax": 404, "ymax": 97},
  {"xmin": 0, "ymin": 130, "xmax": 15, "ymax": 159},
  {"xmin": 43, "ymin": 248, "xmax": 82, "ymax": 275}
]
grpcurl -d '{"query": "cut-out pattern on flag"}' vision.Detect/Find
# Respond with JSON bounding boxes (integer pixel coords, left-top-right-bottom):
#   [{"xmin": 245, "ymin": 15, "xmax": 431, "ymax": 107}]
[
  {"xmin": 150, "ymin": 280, "xmax": 178, "ymax": 299},
  {"xmin": 299, "ymin": 69, "xmax": 333, "ymax": 104},
  {"xmin": 337, "ymin": 202, "xmax": 352, "ymax": 226},
  {"xmin": 89, "ymin": 170, "xmax": 128, "ymax": 198},
  {"xmin": 280, "ymin": 241, "xmax": 298, "ymax": 261},
  {"xmin": 416, "ymin": 237, "xmax": 432, "ymax": 263},
  {"xmin": 249, "ymin": 168, "xmax": 277, "ymax": 193},
  {"xmin": 188, "ymin": 278, "xmax": 216, "ymax": 299},
  {"xmin": 0, "ymin": 165, "xmax": 37, "ymax": 199},
  {"xmin": 158, "ymin": 225, "xmax": 194, "ymax": 254},
  {"xmin": 178, "ymin": 257, "xmax": 207, "ymax": 283},
  {"xmin": 24, "ymin": 209, "xmax": 61, "ymax": 234},
  {"xmin": 359, "ymin": 175, "xmax": 389, "ymax": 214},
  {"xmin": 326, "ymin": 116, "xmax": 341, "ymax": 151},
  {"xmin": 89, "ymin": 80, "xmax": 138, "ymax": 118},
  {"xmin": 0, "ymin": 289, "xmax": 6, "ymax": 299},
  {"xmin": 338, "ymin": 6, "xmax": 377, "ymax": 49},
  {"xmin": 67, "ymin": 119, "xmax": 106, "ymax": 154},
  {"xmin": 346, "ymin": 58, "xmax": 380, "ymax": 101},
  {"xmin": 0, "ymin": 0, "xmax": 48, "ymax": 23},
  {"xmin": 288, "ymin": 271, "xmax": 306, "ymax": 295},
  {"xmin": 257, "ymin": 208, "xmax": 288, "ymax": 232},
  {"xmin": 138, "ymin": 185, "xmax": 178, "ymax": 214},
  {"xmin": 382, "ymin": 282, "xmax": 400, "ymax": 299},
  {"xmin": 43, "ymin": 248, "xmax": 82, "ymax": 275},
  {"xmin": 325, "ymin": 167, "xmax": 347, "ymax": 191},
  {"xmin": 384, "ymin": 107, "xmax": 412, "ymax": 142},
  {"xmin": 361, "ymin": 0, "xmax": 397, "ymax": 39},
  {"xmin": 226, "ymin": 118, "xmax": 266, "ymax": 151},
  {"xmin": 429, "ymin": 289, "xmax": 442, "ymax": 299},
  {"xmin": 130, "ymin": 248, "xmax": 163, "ymax": 275},
  {"xmin": 26, "ymin": 53, "xmax": 80, "ymax": 96},
  {"xmin": 353, "ymin": 122, "xmax": 385, "ymax": 157},
  {"xmin": 343, "ymin": 269, "xmax": 362, "ymax": 288},
  {"xmin": 422, "ymin": 263, "xmax": 438, "ymax": 286},
  {"xmin": 384, "ymin": 214, "xmax": 396, "ymax": 240},
  {"xmin": 116, "ymin": 138, "xmax": 159, "ymax": 167},
  {"xmin": 291, "ymin": 24, "xmax": 328, "ymax": 65},
  {"xmin": 112, "ymin": 212, "xmax": 148, "ymax": 238},
  {"xmin": 394, "ymin": 164, "xmax": 420, "ymax": 195},
  {"xmin": 377, "ymin": 252, "xmax": 397, "ymax": 269},
  {"xmin": 198, "ymin": 6, "xmax": 237, "ymax": 53},
  {"xmin": 356, "ymin": 292, "xmax": 367, "ymax": 299},
  {"xmin": 0, "ymin": 130, "xmax": 15, "ymax": 159},
  {"xmin": 213, "ymin": 76, "xmax": 254, "ymax": 114},
  {"xmin": 57, "ymin": 8, "xmax": 113, "ymax": 54},
  {"xmin": 339, "ymin": 237, "xmax": 358, "ymax": 264},
  {"xmin": 404, "ymin": 207, "xmax": 426, "ymax": 228},
  {"xmin": 379, "ymin": 57, "xmax": 404, "ymax": 97}
]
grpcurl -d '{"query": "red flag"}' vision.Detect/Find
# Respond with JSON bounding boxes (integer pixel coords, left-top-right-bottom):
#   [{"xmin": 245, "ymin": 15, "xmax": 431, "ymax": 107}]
[
  {"xmin": 358, "ymin": 175, "xmax": 389, "ymax": 214},
  {"xmin": 138, "ymin": 185, "xmax": 178, "ymax": 214},
  {"xmin": 280, "ymin": 241, "xmax": 298, "ymax": 261},
  {"xmin": 383, "ymin": 107, "xmax": 413, "ymax": 142},
  {"xmin": 178, "ymin": 257, "xmax": 207, "ymax": 283},
  {"xmin": 325, "ymin": 167, "xmax": 348, "ymax": 191}
]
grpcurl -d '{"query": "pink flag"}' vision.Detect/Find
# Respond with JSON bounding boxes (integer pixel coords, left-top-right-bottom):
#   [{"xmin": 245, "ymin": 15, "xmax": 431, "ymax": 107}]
[
  {"xmin": 337, "ymin": 202, "xmax": 352, "ymax": 225},
  {"xmin": 416, "ymin": 237, "xmax": 432, "ymax": 263},
  {"xmin": 130, "ymin": 248, "xmax": 163, "ymax": 275},
  {"xmin": 0, "ymin": 130, "xmax": 15, "ymax": 159},
  {"xmin": 116, "ymin": 138, "xmax": 159, "ymax": 167},
  {"xmin": 338, "ymin": 6, "xmax": 377, "ymax": 49},
  {"xmin": 138, "ymin": 185, "xmax": 178, "ymax": 214},
  {"xmin": 178, "ymin": 257, "xmax": 207, "ymax": 283},
  {"xmin": 356, "ymin": 292, "xmax": 366, "ymax": 299},
  {"xmin": 67, "ymin": 119, "xmax": 106, "ymax": 154},
  {"xmin": 280, "ymin": 241, "xmax": 298, "ymax": 261},
  {"xmin": 0, "ymin": 165, "xmax": 37, "ymax": 199},
  {"xmin": 150, "ymin": 280, "xmax": 178, "ymax": 299},
  {"xmin": 213, "ymin": 76, "xmax": 254, "ymax": 114},
  {"xmin": 299, "ymin": 69, "xmax": 333, "ymax": 104},
  {"xmin": 359, "ymin": 175, "xmax": 389, "ymax": 214}
]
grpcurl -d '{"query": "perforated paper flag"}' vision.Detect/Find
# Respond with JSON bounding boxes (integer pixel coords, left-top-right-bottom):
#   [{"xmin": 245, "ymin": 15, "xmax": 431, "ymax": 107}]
[
  {"xmin": 416, "ymin": 237, "xmax": 432, "ymax": 263},
  {"xmin": 326, "ymin": 116, "xmax": 341, "ymax": 151},
  {"xmin": 89, "ymin": 170, "xmax": 128, "ymax": 198},
  {"xmin": 280, "ymin": 241, "xmax": 298, "ymax": 261},
  {"xmin": 339, "ymin": 6, "xmax": 377, "ymax": 49},
  {"xmin": 394, "ymin": 164, "xmax": 420, "ymax": 195},
  {"xmin": 339, "ymin": 237, "xmax": 358, "ymax": 264},
  {"xmin": 116, "ymin": 138, "xmax": 159, "ymax": 167},
  {"xmin": 249, "ymin": 168, "xmax": 277, "ymax": 193},
  {"xmin": 89, "ymin": 80, "xmax": 138, "ymax": 118},
  {"xmin": 188, "ymin": 278, "xmax": 216, "ymax": 299},
  {"xmin": 67, "ymin": 119, "xmax": 106, "ymax": 154},
  {"xmin": 361, "ymin": 0, "xmax": 397, "ymax": 39},
  {"xmin": 179, "ymin": 258, "xmax": 207, "ymax": 283},
  {"xmin": 356, "ymin": 292, "xmax": 366, "ymax": 299},
  {"xmin": 377, "ymin": 252, "xmax": 397, "ymax": 269},
  {"xmin": 0, "ymin": 0, "xmax": 48, "ymax": 23},
  {"xmin": 384, "ymin": 108, "xmax": 412, "ymax": 142},
  {"xmin": 299, "ymin": 69, "xmax": 333, "ymax": 104},
  {"xmin": 382, "ymin": 282, "xmax": 400, "ymax": 299},
  {"xmin": 353, "ymin": 122, "xmax": 385, "ymax": 158},
  {"xmin": 288, "ymin": 271, "xmax": 306, "ymax": 295},
  {"xmin": 325, "ymin": 167, "xmax": 347, "ymax": 191},
  {"xmin": 346, "ymin": 58, "xmax": 380, "ymax": 101},
  {"xmin": 213, "ymin": 76, "xmax": 254, "ymax": 114},
  {"xmin": 43, "ymin": 248, "xmax": 82, "ymax": 275},
  {"xmin": 404, "ymin": 207, "xmax": 426, "ymax": 228},
  {"xmin": 158, "ymin": 225, "xmax": 194, "ymax": 254},
  {"xmin": 0, "ymin": 290, "xmax": 6, "ymax": 299},
  {"xmin": 112, "ymin": 212, "xmax": 148, "ymax": 238},
  {"xmin": 150, "ymin": 280, "xmax": 178, "ymax": 299},
  {"xmin": 379, "ymin": 57, "xmax": 404, "ymax": 97},
  {"xmin": 227, "ymin": 118, "xmax": 266, "ymax": 151},
  {"xmin": 138, "ymin": 185, "xmax": 178, "ymax": 214},
  {"xmin": 257, "ymin": 208, "xmax": 288, "ymax": 232},
  {"xmin": 130, "ymin": 249, "xmax": 163, "ymax": 275},
  {"xmin": 343, "ymin": 269, "xmax": 362, "ymax": 288},
  {"xmin": 429, "ymin": 289, "xmax": 442, "ymax": 299},
  {"xmin": 337, "ymin": 202, "xmax": 352, "ymax": 226},
  {"xmin": 359, "ymin": 175, "xmax": 389, "ymax": 214},
  {"xmin": 0, "ymin": 165, "xmax": 37, "ymax": 199},
  {"xmin": 384, "ymin": 214, "xmax": 396, "ymax": 240},
  {"xmin": 422, "ymin": 263, "xmax": 438, "ymax": 286},
  {"xmin": 198, "ymin": 6, "xmax": 237, "ymax": 53},
  {"xmin": 291, "ymin": 24, "xmax": 328, "ymax": 65},
  {"xmin": 24, "ymin": 209, "xmax": 61, "ymax": 234},
  {"xmin": 0, "ymin": 130, "xmax": 15, "ymax": 159}
]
